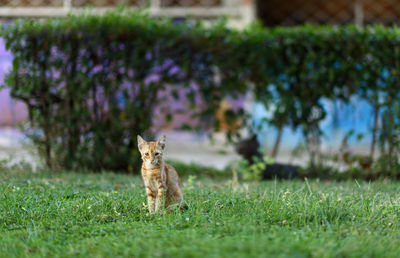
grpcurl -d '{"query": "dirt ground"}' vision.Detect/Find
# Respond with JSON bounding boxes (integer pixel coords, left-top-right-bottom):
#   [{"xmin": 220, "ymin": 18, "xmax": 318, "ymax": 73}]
[
  {"xmin": 0, "ymin": 127, "xmax": 37, "ymax": 166},
  {"xmin": 0, "ymin": 128, "xmax": 311, "ymax": 170},
  {"xmin": 0, "ymin": 128, "xmax": 242, "ymax": 169}
]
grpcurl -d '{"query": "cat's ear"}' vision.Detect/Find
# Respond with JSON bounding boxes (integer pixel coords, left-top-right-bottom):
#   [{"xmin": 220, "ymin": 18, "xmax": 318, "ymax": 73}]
[
  {"xmin": 157, "ymin": 135, "xmax": 166, "ymax": 150},
  {"xmin": 137, "ymin": 135, "xmax": 145, "ymax": 150}
]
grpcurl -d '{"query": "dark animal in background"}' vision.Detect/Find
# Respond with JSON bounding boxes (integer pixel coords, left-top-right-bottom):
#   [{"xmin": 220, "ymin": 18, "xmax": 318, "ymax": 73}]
[
  {"xmin": 235, "ymin": 134, "xmax": 262, "ymax": 161},
  {"xmin": 235, "ymin": 134, "xmax": 299, "ymax": 180}
]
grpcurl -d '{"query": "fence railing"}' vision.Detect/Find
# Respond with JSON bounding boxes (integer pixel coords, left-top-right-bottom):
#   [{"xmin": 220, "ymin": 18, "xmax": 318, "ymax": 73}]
[{"xmin": 0, "ymin": 0, "xmax": 244, "ymax": 19}]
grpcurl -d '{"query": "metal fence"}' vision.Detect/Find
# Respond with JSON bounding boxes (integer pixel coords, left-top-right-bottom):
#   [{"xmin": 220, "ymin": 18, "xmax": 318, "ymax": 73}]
[
  {"xmin": 257, "ymin": 0, "xmax": 400, "ymax": 26},
  {"xmin": 0, "ymin": 0, "xmax": 222, "ymax": 6},
  {"xmin": 71, "ymin": 0, "xmax": 147, "ymax": 7},
  {"xmin": 0, "ymin": 0, "xmax": 236, "ymax": 18},
  {"xmin": 0, "ymin": 0, "xmax": 252, "ymax": 28},
  {"xmin": 0, "ymin": 0, "xmax": 63, "ymax": 7}
]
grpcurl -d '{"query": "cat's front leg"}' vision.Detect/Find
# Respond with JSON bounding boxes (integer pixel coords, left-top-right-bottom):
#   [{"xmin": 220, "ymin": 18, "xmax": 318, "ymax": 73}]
[
  {"xmin": 145, "ymin": 186, "xmax": 156, "ymax": 215},
  {"xmin": 155, "ymin": 184, "xmax": 167, "ymax": 213}
]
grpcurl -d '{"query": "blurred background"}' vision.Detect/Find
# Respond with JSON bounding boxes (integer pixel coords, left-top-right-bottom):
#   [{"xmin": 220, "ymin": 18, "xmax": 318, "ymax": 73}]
[{"xmin": 1, "ymin": 0, "xmax": 399, "ymax": 170}]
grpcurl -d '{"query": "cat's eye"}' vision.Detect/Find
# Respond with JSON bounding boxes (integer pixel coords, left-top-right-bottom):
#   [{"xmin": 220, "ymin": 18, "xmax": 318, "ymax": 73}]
[
  {"xmin": 145, "ymin": 153, "xmax": 149, "ymax": 156},
  {"xmin": 155, "ymin": 152, "xmax": 160, "ymax": 156}
]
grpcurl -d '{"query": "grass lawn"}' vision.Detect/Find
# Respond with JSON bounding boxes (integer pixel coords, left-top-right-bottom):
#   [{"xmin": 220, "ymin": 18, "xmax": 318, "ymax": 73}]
[{"xmin": 1, "ymin": 168, "xmax": 400, "ymax": 257}]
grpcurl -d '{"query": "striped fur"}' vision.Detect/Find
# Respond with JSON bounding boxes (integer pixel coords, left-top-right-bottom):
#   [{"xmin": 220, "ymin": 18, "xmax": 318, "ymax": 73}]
[{"xmin": 137, "ymin": 135, "xmax": 184, "ymax": 214}]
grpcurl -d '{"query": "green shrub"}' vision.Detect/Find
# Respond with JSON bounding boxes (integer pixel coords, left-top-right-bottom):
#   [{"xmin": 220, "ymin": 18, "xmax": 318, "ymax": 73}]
[
  {"xmin": 3, "ymin": 10, "xmax": 400, "ymax": 175},
  {"xmin": 1, "ymin": 10, "xmax": 246, "ymax": 172},
  {"xmin": 228, "ymin": 156, "xmax": 275, "ymax": 181}
]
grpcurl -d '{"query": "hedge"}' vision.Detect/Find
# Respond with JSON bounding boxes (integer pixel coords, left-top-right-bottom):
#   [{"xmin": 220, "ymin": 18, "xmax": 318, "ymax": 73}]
[
  {"xmin": 1, "ymin": 11, "xmax": 247, "ymax": 172},
  {"xmin": 1, "ymin": 10, "xmax": 400, "ymax": 174}
]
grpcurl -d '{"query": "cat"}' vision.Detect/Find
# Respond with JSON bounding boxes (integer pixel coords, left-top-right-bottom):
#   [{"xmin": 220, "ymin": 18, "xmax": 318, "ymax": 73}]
[
  {"xmin": 137, "ymin": 135, "xmax": 184, "ymax": 214},
  {"xmin": 236, "ymin": 134, "xmax": 299, "ymax": 180}
]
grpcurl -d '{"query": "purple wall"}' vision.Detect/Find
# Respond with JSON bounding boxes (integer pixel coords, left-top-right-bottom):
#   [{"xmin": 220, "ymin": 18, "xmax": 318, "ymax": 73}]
[
  {"xmin": 0, "ymin": 38, "xmax": 28, "ymax": 126},
  {"xmin": 0, "ymin": 37, "xmax": 244, "ymax": 130}
]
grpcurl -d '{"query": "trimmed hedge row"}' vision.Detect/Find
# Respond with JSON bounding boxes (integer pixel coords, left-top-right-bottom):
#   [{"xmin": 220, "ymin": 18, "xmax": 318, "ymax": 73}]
[
  {"xmin": 2, "ymin": 10, "xmax": 400, "ymax": 173},
  {"xmin": 1, "ymin": 11, "xmax": 247, "ymax": 171}
]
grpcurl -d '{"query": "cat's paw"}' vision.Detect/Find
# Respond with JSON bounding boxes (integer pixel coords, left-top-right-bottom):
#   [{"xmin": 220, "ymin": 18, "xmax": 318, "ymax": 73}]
[{"xmin": 154, "ymin": 208, "xmax": 167, "ymax": 215}]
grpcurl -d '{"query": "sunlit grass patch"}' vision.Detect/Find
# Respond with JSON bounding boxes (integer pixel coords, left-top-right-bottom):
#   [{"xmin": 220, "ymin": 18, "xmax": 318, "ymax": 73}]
[{"xmin": 0, "ymin": 169, "xmax": 399, "ymax": 257}]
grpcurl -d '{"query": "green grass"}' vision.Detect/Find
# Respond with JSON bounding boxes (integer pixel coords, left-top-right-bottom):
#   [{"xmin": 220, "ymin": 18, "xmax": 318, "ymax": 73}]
[{"xmin": 1, "ymin": 168, "xmax": 400, "ymax": 257}]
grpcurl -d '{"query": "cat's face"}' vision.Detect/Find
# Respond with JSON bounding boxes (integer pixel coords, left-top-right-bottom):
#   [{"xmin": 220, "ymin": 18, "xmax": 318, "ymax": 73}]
[{"xmin": 137, "ymin": 135, "xmax": 166, "ymax": 167}]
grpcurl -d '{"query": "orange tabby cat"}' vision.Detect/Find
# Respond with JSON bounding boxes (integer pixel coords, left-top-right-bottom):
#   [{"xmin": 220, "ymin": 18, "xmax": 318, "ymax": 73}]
[{"xmin": 137, "ymin": 135, "xmax": 184, "ymax": 214}]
